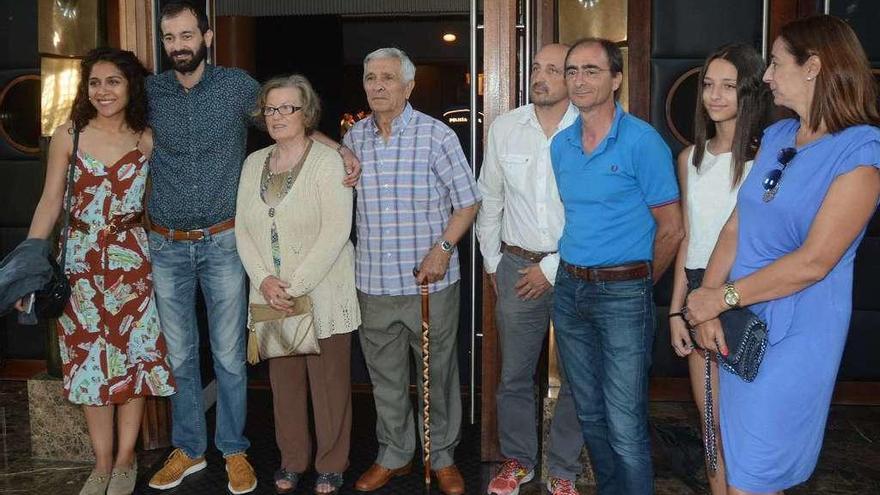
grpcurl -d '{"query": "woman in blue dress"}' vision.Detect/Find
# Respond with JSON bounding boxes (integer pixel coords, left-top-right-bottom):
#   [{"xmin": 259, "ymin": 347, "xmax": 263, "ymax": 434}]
[{"xmin": 683, "ymin": 15, "xmax": 880, "ymax": 494}]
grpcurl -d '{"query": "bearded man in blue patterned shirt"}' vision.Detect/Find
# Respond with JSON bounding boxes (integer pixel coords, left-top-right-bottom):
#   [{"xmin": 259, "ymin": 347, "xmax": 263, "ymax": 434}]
[{"xmin": 344, "ymin": 48, "xmax": 480, "ymax": 495}]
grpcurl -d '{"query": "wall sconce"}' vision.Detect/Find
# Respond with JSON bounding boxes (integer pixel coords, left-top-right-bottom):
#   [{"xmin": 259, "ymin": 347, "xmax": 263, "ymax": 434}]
[{"xmin": 442, "ymin": 33, "xmax": 457, "ymax": 43}]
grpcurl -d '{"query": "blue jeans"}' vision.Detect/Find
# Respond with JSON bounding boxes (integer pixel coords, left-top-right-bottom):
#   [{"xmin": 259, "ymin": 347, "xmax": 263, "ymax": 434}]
[
  {"xmin": 552, "ymin": 267, "xmax": 655, "ymax": 495},
  {"xmin": 149, "ymin": 228, "xmax": 249, "ymax": 458}
]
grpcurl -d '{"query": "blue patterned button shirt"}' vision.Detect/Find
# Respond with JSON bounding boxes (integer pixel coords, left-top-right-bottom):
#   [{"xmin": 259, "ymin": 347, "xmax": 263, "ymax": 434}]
[
  {"xmin": 146, "ymin": 64, "xmax": 260, "ymax": 230},
  {"xmin": 344, "ymin": 103, "xmax": 481, "ymax": 296}
]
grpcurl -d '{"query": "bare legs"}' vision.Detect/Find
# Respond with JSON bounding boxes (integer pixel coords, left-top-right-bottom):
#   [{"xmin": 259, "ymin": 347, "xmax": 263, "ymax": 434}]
[
  {"xmin": 687, "ymin": 350, "xmax": 727, "ymax": 495},
  {"xmin": 83, "ymin": 404, "xmax": 115, "ymax": 475},
  {"xmin": 82, "ymin": 398, "xmax": 145, "ymax": 474}
]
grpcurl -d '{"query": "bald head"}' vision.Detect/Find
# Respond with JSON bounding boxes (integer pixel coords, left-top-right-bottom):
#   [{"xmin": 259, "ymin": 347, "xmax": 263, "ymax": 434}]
[
  {"xmin": 536, "ymin": 43, "xmax": 569, "ymax": 64},
  {"xmin": 530, "ymin": 43, "xmax": 570, "ymax": 107}
]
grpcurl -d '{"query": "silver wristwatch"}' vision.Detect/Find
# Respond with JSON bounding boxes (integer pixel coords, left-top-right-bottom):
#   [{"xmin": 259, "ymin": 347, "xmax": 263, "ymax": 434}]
[{"xmin": 438, "ymin": 239, "xmax": 454, "ymax": 253}]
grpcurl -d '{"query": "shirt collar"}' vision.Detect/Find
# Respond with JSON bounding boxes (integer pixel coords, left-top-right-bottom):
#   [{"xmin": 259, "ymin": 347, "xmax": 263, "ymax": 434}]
[
  {"xmin": 564, "ymin": 102, "xmax": 625, "ymax": 151},
  {"xmin": 518, "ymin": 103, "xmax": 580, "ymax": 135},
  {"xmin": 160, "ymin": 63, "xmax": 216, "ymax": 92},
  {"xmin": 370, "ymin": 102, "xmax": 414, "ymax": 137}
]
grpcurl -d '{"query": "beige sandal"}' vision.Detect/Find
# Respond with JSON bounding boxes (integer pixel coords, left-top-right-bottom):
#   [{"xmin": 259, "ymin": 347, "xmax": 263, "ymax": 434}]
[
  {"xmin": 79, "ymin": 470, "xmax": 110, "ymax": 495},
  {"xmin": 107, "ymin": 460, "xmax": 138, "ymax": 495}
]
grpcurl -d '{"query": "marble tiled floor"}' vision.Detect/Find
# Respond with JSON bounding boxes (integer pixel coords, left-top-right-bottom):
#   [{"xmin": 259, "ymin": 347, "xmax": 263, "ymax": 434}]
[{"xmin": 2, "ymin": 380, "xmax": 879, "ymax": 494}]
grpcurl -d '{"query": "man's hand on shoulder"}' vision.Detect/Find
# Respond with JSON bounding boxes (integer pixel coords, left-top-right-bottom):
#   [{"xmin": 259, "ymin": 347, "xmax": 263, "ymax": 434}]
[{"xmin": 339, "ymin": 146, "xmax": 361, "ymax": 187}]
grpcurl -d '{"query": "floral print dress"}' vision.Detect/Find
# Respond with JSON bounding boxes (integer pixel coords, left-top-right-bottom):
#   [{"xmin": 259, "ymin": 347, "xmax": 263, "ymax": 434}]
[{"xmin": 57, "ymin": 147, "xmax": 175, "ymax": 405}]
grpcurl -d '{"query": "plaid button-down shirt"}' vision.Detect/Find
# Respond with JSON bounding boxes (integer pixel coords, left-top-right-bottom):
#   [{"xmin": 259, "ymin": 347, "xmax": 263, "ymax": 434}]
[{"xmin": 344, "ymin": 103, "xmax": 481, "ymax": 296}]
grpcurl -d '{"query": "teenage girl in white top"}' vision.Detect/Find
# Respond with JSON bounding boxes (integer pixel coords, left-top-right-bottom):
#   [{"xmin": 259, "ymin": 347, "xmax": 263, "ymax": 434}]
[{"xmin": 668, "ymin": 43, "xmax": 772, "ymax": 494}]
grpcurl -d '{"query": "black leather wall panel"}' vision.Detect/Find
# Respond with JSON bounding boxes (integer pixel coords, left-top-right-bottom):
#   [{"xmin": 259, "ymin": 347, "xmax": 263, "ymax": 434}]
[
  {"xmin": 853, "ymin": 234, "xmax": 880, "ymax": 312},
  {"xmin": 651, "ymin": 0, "xmax": 763, "ymax": 59},
  {"xmin": 0, "ymin": 159, "xmax": 44, "ymax": 228},
  {"xmin": 0, "ymin": 1, "xmax": 38, "ymax": 70},
  {"xmin": 833, "ymin": 0, "xmax": 880, "ymax": 61},
  {"xmin": 839, "ymin": 310, "xmax": 880, "ymax": 380},
  {"xmin": 650, "ymin": 58, "xmax": 703, "ymax": 156}
]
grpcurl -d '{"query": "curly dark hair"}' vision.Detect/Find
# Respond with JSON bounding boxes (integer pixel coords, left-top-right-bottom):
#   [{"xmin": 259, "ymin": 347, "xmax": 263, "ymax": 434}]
[{"xmin": 69, "ymin": 47, "xmax": 150, "ymax": 132}]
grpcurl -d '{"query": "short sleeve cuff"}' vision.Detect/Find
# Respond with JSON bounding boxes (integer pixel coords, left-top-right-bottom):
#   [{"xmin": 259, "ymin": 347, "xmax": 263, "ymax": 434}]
[
  {"xmin": 648, "ymin": 196, "xmax": 680, "ymax": 208},
  {"xmin": 483, "ymin": 253, "xmax": 502, "ymax": 274}
]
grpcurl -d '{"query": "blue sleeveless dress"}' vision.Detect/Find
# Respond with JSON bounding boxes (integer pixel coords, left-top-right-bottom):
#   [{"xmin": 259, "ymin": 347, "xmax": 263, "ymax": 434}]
[{"xmin": 721, "ymin": 119, "xmax": 880, "ymax": 492}]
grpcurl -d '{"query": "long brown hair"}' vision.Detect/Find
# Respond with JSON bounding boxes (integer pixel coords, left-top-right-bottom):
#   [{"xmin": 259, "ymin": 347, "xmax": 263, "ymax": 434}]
[
  {"xmin": 692, "ymin": 43, "xmax": 771, "ymax": 188},
  {"xmin": 779, "ymin": 15, "xmax": 880, "ymax": 133},
  {"xmin": 69, "ymin": 48, "xmax": 149, "ymax": 132}
]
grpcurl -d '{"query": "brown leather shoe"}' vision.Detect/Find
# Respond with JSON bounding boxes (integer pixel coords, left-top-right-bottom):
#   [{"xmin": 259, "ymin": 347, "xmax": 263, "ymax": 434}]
[
  {"xmin": 433, "ymin": 465, "xmax": 465, "ymax": 495},
  {"xmin": 354, "ymin": 462, "xmax": 412, "ymax": 491}
]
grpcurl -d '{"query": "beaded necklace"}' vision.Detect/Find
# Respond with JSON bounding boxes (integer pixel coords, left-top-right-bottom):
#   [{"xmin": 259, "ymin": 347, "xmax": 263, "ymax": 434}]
[{"xmin": 259, "ymin": 140, "xmax": 312, "ymax": 274}]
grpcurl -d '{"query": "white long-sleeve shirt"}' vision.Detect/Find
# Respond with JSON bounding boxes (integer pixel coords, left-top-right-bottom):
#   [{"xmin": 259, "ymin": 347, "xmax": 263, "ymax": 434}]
[{"xmin": 475, "ymin": 103, "xmax": 578, "ymax": 284}]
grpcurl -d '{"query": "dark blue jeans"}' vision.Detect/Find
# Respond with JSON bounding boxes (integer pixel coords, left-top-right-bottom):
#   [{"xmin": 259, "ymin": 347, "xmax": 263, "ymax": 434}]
[{"xmin": 553, "ymin": 267, "xmax": 655, "ymax": 495}]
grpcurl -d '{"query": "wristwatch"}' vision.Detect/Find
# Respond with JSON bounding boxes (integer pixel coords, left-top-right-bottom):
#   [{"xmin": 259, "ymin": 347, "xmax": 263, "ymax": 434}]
[
  {"xmin": 723, "ymin": 283, "xmax": 741, "ymax": 308},
  {"xmin": 438, "ymin": 239, "xmax": 454, "ymax": 253}
]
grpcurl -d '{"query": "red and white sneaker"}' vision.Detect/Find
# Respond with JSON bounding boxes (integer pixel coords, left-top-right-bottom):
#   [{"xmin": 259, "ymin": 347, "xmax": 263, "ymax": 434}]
[
  {"xmin": 547, "ymin": 477, "xmax": 580, "ymax": 495},
  {"xmin": 487, "ymin": 458, "xmax": 534, "ymax": 495}
]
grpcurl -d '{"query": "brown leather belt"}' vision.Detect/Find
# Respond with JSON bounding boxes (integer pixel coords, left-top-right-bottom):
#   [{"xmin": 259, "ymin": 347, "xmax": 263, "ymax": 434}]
[
  {"xmin": 561, "ymin": 260, "xmax": 651, "ymax": 282},
  {"xmin": 501, "ymin": 242, "xmax": 555, "ymax": 263},
  {"xmin": 150, "ymin": 218, "xmax": 235, "ymax": 241},
  {"xmin": 70, "ymin": 213, "xmax": 143, "ymax": 235}
]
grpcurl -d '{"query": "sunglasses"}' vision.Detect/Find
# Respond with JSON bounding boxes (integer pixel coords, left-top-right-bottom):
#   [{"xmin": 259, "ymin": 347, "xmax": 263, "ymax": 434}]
[{"xmin": 762, "ymin": 147, "xmax": 797, "ymax": 202}]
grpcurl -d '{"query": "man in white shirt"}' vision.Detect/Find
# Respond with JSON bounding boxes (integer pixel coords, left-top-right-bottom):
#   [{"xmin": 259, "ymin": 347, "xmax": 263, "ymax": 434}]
[{"xmin": 477, "ymin": 43, "xmax": 583, "ymax": 495}]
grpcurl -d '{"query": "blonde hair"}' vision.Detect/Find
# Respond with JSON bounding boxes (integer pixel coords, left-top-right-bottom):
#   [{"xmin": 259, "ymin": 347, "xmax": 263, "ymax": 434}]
[{"xmin": 252, "ymin": 74, "xmax": 322, "ymax": 135}]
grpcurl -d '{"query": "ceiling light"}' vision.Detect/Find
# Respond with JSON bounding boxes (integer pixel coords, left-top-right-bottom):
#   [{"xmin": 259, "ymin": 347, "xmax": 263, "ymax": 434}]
[{"xmin": 442, "ymin": 33, "xmax": 457, "ymax": 43}]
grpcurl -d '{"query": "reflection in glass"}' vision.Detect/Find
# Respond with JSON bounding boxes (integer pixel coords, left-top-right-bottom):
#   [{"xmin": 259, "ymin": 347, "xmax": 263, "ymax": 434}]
[
  {"xmin": 558, "ymin": 0, "xmax": 629, "ymax": 111},
  {"xmin": 41, "ymin": 57, "xmax": 81, "ymax": 136},
  {"xmin": 38, "ymin": 0, "xmax": 101, "ymax": 57},
  {"xmin": 558, "ymin": 0, "xmax": 627, "ymax": 45}
]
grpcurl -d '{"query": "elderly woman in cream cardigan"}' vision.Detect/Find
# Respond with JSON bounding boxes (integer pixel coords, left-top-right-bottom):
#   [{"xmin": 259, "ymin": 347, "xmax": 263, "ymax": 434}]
[{"xmin": 235, "ymin": 74, "xmax": 360, "ymax": 495}]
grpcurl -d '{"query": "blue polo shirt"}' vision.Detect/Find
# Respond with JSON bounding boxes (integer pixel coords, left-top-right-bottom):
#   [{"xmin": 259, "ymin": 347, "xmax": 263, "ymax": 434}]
[{"xmin": 550, "ymin": 103, "xmax": 678, "ymax": 267}]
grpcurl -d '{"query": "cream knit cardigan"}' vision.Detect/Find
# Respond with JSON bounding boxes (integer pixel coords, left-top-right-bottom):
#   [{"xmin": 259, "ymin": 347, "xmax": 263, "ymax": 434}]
[{"xmin": 235, "ymin": 141, "xmax": 360, "ymax": 339}]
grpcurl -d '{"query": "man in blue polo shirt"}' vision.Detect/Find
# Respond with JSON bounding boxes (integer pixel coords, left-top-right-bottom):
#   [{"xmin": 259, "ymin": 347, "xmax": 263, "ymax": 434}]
[{"xmin": 550, "ymin": 38, "xmax": 683, "ymax": 494}]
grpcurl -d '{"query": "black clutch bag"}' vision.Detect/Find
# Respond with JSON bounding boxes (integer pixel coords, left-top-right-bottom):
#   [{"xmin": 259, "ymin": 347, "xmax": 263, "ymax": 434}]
[
  {"xmin": 685, "ymin": 268, "xmax": 768, "ymax": 382},
  {"xmin": 34, "ymin": 257, "xmax": 71, "ymax": 319},
  {"xmin": 34, "ymin": 129, "xmax": 79, "ymax": 319}
]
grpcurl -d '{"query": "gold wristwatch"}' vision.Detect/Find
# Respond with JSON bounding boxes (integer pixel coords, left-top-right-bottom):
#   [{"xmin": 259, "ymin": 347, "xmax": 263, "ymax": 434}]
[{"xmin": 723, "ymin": 283, "xmax": 741, "ymax": 308}]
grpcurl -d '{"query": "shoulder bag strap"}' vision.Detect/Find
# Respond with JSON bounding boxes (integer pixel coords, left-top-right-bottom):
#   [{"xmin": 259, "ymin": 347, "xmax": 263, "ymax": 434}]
[{"xmin": 57, "ymin": 129, "xmax": 79, "ymax": 268}]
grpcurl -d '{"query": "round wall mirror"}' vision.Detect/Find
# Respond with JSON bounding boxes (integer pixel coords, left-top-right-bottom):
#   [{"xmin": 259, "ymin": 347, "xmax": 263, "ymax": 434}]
[
  {"xmin": 665, "ymin": 67, "xmax": 700, "ymax": 147},
  {"xmin": 0, "ymin": 75, "xmax": 41, "ymax": 155}
]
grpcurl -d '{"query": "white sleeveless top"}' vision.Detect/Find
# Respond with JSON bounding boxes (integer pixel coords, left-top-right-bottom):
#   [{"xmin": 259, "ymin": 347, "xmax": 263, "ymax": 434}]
[{"xmin": 684, "ymin": 144, "xmax": 752, "ymax": 268}]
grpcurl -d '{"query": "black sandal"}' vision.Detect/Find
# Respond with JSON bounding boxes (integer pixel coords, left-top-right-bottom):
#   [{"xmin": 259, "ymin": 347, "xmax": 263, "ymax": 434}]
[
  {"xmin": 314, "ymin": 472, "xmax": 344, "ymax": 494},
  {"xmin": 274, "ymin": 468, "xmax": 300, "ymax": 494}
]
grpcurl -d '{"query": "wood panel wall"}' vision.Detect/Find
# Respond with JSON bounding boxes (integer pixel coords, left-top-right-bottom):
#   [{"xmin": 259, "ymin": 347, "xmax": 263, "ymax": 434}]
[
  {"xmin": 480, "ymin": 0, "xmax": 518, "ymax": 463},
  {"xmin": 113, "ymin": 0, "xmax": 156, "ymax": 72}
]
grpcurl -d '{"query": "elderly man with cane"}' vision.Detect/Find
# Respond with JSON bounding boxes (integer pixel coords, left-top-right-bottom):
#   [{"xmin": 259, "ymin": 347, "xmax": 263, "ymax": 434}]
[{"xmin": 343, "ymin": 47, "xmax": 480, "ymax": 495}]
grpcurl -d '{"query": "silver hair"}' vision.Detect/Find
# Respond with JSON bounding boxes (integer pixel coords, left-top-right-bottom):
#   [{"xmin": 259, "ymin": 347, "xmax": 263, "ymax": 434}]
[{"xmin": 363, "ymin": 47, "xmax": 416, "ymax": 83}]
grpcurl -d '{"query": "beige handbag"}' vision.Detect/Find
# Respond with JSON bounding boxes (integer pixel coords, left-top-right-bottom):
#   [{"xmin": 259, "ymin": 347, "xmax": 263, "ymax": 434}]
[{"xmin": 246, "ymin": 296, "xmax": 320, "ymax": 364}]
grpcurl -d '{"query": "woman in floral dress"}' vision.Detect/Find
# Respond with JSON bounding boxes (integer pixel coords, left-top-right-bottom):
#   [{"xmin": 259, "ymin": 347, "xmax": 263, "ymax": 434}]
[{"xmin": 20, "ymin": 47, "xmax": 175, "ymax": 495}]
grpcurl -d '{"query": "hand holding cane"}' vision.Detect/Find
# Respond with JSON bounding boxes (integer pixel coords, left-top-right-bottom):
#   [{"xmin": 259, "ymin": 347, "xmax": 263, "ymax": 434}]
[{"xmin": 413, "ymin": 266, "xmax": 432, "ymax": 490}]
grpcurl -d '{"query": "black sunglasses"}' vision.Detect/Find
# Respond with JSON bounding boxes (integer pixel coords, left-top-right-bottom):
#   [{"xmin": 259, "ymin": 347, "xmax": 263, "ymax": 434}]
[{"xmin": 762, "ymin": 147, "xmax": 797, "ymax": 202}]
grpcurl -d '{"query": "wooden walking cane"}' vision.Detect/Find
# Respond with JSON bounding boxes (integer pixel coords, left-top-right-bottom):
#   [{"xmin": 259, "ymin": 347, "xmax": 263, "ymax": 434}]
[{"xmin": 414, "ymin": 267, "xmax": 432, "ymax": 491}]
